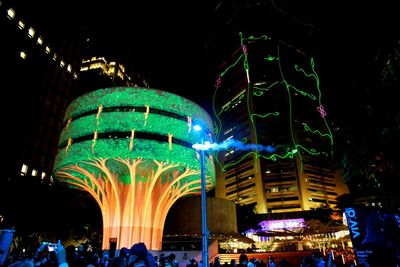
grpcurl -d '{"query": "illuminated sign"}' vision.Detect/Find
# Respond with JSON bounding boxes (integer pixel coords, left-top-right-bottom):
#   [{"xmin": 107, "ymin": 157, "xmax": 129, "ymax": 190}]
[
  {"xmin": 259, "ymin": 218, "xmax": 304, "ymax": 231},
  {"xmin": 344, "ymin": 207, "xmax": 400, "ymax": 267}
]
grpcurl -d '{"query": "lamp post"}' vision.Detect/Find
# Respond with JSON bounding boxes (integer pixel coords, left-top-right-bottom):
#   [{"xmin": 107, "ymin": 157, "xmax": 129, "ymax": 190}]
[{"xmin": 193, "ymin": 125, "xmax": 209, "ymax": 267}]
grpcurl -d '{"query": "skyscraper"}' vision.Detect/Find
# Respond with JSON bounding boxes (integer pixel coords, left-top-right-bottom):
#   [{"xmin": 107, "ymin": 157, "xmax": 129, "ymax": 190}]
[
  {"xmin": 213, "ymin": 33, "xmax": 349, "ymax": 214},
  {"xmin": 0, "ymin": 1, "xmax": 81, "ymax": 182}
]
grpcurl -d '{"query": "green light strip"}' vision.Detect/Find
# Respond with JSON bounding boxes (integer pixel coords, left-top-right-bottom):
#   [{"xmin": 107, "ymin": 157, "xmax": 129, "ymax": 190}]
[
  {"xmin": 54, "ymin": 87, "xmax": 216, "ymax": 186},
  {"xmin": 64, "ymin": 87, "xmax": 213, "ymax": 133},
  {"xmin": 54, "ymin": 136, "xmax": 215, "ymax": 184},
  {"xmin": 59, "ymin": 112, "xmax": 202, "ymax": 147}
]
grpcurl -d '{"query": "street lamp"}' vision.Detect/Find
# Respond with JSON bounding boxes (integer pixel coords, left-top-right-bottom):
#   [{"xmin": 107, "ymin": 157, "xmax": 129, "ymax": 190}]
[{"xmin": 193, "ymin": 124, "xmax": 209, "ymax": 267}]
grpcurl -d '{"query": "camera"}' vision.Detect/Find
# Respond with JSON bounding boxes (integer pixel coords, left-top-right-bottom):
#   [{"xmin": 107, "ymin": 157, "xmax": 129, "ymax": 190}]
[{"xmin": 47, "ymin": 243, "xmax": 58, "ymax": 252}]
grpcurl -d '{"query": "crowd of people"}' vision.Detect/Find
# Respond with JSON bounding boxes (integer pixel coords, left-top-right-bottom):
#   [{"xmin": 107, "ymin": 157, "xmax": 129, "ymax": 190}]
[
  {"xmin": 1, "ymin": 241, "xmax": 179, "ymax": 267},
  {"xmin": 210, "ymin": 252, "xmax": 357, "ymax": 267},
  {"xmin": 1, "ymin": 240, "xmax": 396, "ymax": 267}
]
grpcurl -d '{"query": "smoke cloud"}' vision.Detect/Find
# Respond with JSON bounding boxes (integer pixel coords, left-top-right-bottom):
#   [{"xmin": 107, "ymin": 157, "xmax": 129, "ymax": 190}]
[{"xmin": 193, "ymin": 139, "xmax": 276, "ymax": 153}]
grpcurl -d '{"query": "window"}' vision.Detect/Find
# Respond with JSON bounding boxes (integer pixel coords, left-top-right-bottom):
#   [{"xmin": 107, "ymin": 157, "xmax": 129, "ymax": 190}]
[
  {"xmin": 41, "ymin": 172, "xmax": 46, "ymax": 179},
  {"xmin": 20, "ymin": 164, "xmax": 28, "ymax": 176},
  {"xmin": 20, "ymin": 51, "xmax": 27, "ymax": 59},
  {"xmin": 7, "ymin": 8, "xmax": 15, "ymax": 19},
  {"xmin": 18, "ymin": 21, "xmax": 25, "ymax": 30},
  {"xmin": 67, "ymin": 64, "xmax": 72, "ymax": 72},
  {"xmin": 60, "ymin": 60, "xmax": 65, "ymax": 68},
  {"xmin": 224, "ymin": 127, "xmax": 234, "ymax": 135},
  {"xmin": 28, "ymin": 27, "xmax": 35, "ymax": 38},
  {"xmin": 31, "ymin": 169, "xmax": 38, "ymax": 177},
  {"xmin": 37, "ymin": 36, "xmax": 43, "ymax": 45},
  {"xmin": 45, "ymin": 46, "xmax": 51, "ymax": 54}
]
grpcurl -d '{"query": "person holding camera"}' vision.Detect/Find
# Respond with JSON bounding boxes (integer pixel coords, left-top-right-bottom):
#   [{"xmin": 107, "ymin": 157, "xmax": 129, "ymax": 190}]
[{"xmin": 33, "ymin": 240, "xmax": 68, "ymax": 267}]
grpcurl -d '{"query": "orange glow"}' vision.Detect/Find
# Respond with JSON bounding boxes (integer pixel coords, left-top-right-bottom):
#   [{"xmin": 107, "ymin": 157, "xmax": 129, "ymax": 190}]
[
  {"xmin": 129, "ymin": 129, "xmax": 135, "ymax": 151},
  {"xmin": 66, "ymin": 138, "xmax": 72, "ymax": 156},
  {"xmin": 66, "ymin": 117, "xmax": 72, "ymax": 131},
  {"xmin": 144, "ymin": 105, "xmax": 150, "ymax": 126},
  {"xmin": 96, "ymin": 105, "xmax": 103, "ymax": 124},
  {"xmin": 168, "ymin": 134, "xmax": 173, "ymax": 150},
  {"xmin": 55, "ymin": 158, "xmax": 213, "ymax": 250}
]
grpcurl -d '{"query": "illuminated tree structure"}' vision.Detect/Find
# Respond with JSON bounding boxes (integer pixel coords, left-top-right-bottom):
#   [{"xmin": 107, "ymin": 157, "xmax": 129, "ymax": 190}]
[{"xmin": 53, "ymin": 87, "xmax": 215, "ymax": 250}]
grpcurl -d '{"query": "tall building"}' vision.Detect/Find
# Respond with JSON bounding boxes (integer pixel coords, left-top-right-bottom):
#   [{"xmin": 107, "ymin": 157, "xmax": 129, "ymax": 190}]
[
  {"xmin": 0, "ymin": 1, "xmax": 81, "ymax": 182},
  {"xmin": 0, "ymin": 1, "xmax": 146, "ymax": 183},
  {"xmin": 213, "ymin": 33, "xmax": 349, "ymax": 214},
  {"xmin": 77, "ymin": 56, "xmax": 148, "ymax": 95}
]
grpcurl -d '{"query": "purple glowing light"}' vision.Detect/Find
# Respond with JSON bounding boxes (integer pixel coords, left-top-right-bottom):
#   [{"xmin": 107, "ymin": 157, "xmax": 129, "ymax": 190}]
[{"xmin": 259, "ymin": 218, "xmax": 304, "ymax": 231}]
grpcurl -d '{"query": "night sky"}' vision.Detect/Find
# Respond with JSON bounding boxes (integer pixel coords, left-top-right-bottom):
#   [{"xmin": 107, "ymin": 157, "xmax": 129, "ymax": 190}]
[{"xmin": 14, "ymin": 0, "xmax": 398, "ymax": 117}]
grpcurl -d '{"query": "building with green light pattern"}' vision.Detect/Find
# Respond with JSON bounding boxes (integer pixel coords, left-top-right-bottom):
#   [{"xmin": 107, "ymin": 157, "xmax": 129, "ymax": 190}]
[
  {"xmin": 213, "ymin": 34, "xmax": 349, "ymax": 214},
  {"xmin": 53, "ymin": 87, "xmax": 216, "ymax": 250}
]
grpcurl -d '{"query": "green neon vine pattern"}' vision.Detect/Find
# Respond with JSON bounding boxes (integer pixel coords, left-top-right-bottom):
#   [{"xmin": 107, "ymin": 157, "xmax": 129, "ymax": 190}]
[{"xmin": 212, "ymin": 33, "xmax": 334, "ymax": 173}]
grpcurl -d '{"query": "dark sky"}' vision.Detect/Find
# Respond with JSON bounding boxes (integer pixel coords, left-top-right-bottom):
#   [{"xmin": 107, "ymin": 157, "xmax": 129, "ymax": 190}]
[{"xmin": 14, "ymin": 0, "xmax": 400, "ymax": 116}]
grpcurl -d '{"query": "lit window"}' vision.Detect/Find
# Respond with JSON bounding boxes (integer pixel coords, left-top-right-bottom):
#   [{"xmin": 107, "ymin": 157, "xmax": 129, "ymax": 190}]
[
  {"xmin": 18, "ymin": 21, "xmax": 25, "ymax": 30},
  {"xmin": 73, "ymin": 72, "xmax": 78, "ymax": 79},
  {"xmin": 67, "ymin": 64, "xmax": 72, "ymax": 72},
  {"xmin": 7, "ymin": 8, "xmax": 15, "ymax": 19},
  {"xmin": 20, "ymin": 164, "xmax": 28, "ymax": 176},
  {"xmin": 60, "ymin": 60, "xmax": 65, "ymax": 67},
  {"xmin": 108, "ymin": 66, "xmax": 115, "ymax": 74},
  {"xmin": 223, "ymin": 135, "xmax": 233, "ymax": 141},
  {"xmin": 41, "ymin": 172, "xmax": 46, "ymax": 179},
  {"xmin": 31, "ymin": 169, "xmax": 38, "ymax": 177},
  {"xmin": 117, "ymin": 70, "xmax": 124, "ymax": 80},
  {"xmin": 45, "ymin": 46, "xmax": 51, "ymax": 54},
  {"xmin": 53, "ymin": 53, "xmax": 57, "ymax": 61},
  {"xmin": 37, "ymin": 36, "xmax": 43, "ymax": 45},
  {"xmin": 28, "ymin": 27, "xmax": 35, "ymax": 38},
  {"xmin": 20, "ymin": 51, "xmax": 27, "ymax": 59},
  {"xmin": 224, "ymin": 128, "xmax": 233, "ymax": 135}
]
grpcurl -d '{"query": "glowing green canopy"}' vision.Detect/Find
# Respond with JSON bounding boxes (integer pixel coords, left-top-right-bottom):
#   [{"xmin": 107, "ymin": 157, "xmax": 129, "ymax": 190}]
[{"xmin": 54, "ymin": 87, "xmax": 215, "ymax": 181}]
